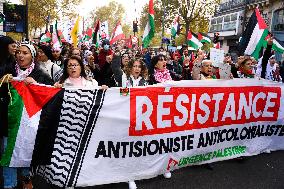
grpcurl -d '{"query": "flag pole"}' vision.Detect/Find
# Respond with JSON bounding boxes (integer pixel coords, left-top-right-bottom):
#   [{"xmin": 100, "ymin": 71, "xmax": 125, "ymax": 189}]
[{"xmin": 25, "ymin": 0, "xmax": 29, "ymax": 40}]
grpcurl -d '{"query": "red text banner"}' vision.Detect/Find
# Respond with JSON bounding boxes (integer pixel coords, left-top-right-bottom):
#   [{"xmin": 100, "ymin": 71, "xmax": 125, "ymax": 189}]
[{"xmin": 129, "ymin": 86, "xmax": 281, "ymax": 136}]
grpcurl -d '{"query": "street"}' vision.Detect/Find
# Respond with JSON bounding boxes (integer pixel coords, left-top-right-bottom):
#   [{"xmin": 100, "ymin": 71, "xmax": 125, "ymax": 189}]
[{"xmin": 33, "ymin": 150, "xmax": 284, "ymax": 189}]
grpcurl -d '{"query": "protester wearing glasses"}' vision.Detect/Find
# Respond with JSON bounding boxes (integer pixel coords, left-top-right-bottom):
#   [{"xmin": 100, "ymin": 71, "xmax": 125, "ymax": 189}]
[{"xmin": 54, "ymin": 55, "xmax": 107, "ymax": 89}]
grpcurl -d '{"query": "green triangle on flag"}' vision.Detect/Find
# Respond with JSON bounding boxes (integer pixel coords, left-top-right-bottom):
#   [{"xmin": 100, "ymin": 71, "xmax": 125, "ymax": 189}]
[{"xmin": 0, "ymin": 81, "xmax": 61, "ymax": 167}]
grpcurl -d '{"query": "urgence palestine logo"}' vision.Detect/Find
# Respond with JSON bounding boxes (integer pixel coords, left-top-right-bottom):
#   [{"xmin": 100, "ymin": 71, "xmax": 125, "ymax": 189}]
[{"xmin": 167, "ymin": 158, "xmax": 179, "ymax": 171}]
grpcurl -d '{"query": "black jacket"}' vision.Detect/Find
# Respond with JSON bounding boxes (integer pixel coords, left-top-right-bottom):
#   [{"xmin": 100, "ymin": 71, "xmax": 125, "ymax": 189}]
[
  {"xmin": 261, "ymin": 45, "xmax": 273, "ymax": 79},
  {"xmin": 0, "ymin": 56, "xmax": 16, "ymax": 137},
  {"xmin": 28, "ymin": 63, "xmax": 54, "ymax": 86}
]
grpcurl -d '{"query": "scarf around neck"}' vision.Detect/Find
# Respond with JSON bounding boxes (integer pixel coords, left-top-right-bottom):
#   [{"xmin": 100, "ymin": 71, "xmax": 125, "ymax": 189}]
[
  {"xmin": 15, "ymin": 61, "xmax": 35, "ymax": 78},
  {"xmin": 154, "ymin": 69, "xmax": 172, "ymax": 83}
]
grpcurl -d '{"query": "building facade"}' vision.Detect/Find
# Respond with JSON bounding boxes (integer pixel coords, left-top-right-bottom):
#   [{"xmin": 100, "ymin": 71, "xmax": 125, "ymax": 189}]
[{"xmin": 209, "ymin": 0, "xmax": 284, "ymax": 60}]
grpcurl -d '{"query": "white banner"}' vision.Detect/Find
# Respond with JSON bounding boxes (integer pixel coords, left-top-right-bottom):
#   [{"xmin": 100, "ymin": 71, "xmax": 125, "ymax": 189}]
[
  {"xmin": 210, "ymin": 48, "xmax": 224, "ymax": 67},
  {"xmin": 34, "ymin": 79, "xmax": 284, "ymax": 187}
]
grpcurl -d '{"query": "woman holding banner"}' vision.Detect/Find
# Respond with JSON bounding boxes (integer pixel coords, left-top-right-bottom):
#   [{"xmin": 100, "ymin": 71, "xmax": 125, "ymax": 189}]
[
  {"xmin": 54, "ymin": 55, "xmax": 107, "ymax": 89},
  {"xmin": 1, "ymin": 41, "xmax": 53, "ymax": 189}
]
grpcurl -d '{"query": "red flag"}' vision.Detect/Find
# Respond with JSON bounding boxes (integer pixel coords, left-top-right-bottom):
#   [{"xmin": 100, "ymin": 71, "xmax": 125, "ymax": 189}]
[{"xmin": 110, "ymin": 21, "xmax": 125, "ymax": 45}]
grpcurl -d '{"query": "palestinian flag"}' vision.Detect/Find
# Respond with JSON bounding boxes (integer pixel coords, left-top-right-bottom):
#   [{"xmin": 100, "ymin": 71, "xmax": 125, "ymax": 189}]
[
  {"xmin": 92, "ymin": 20, "xmax": 100, "ymax": 47},
  {"xmin": 263, "ymin": 35, "xmax": 284, "ymax": 53},
  {"xmin": 272, "ymin": 38, "xmax": 284, "ymax": 53},
  {"xmin": 198, "ymin": 32, "xmax": 211, "ymax": 44},
  {"xmin": 110, "ymin": 21, "xmax": 125, "ymax": 45},
  {"xmin": 238, "ymin": 8, "xmax": 269, "ymax": 59},
  {"xmin": 52, "ymin": 20, "xmax": 62, "ymax": 49},
  {"xmin": 142, "ymin": 0, "xmax": 155, "ymax": 48},
  {"xmin": 0, "ymin": 81, "xmax": 60, "ymax": 167},
  {"xmin": 83, "ymin": 28, "xmax": 93, "ymax": 42},
  {"xmin": 187, "ymin": 30, "xmax": 203, "ymax": 50},
  {"xmin": 58, "ymin": 30, "xmax": 66, "ymax": 43},
  {"xmin": 40, "ymin": 31, "xmax": 52, "ymax": 43},
  {"xmin": 171, "ymin": 16, "xmax": 180, "ymax": 38}
]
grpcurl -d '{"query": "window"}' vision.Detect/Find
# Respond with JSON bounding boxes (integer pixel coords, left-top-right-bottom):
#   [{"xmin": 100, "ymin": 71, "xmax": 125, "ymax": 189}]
[
  {"xmin": 211, "ymin": 18, "xmax": 217, "ymax": 25},
  {"xmin": 217, "ymin": 17, "xmax": 223, "ymax": 24},
  {"xmin": 224, "ymin": 15, "xmax": 230, "ymax": 22},
  {"xmin": 210, "ymin": 12, "xmax": 239, "ymax": 32},
  {"xmin": 231, "ymin": 13, "xmax": 238, "ymax": 21},
  {"xmin": 273, "ymin": 9, "xmax": 284, "ymax": 31}
]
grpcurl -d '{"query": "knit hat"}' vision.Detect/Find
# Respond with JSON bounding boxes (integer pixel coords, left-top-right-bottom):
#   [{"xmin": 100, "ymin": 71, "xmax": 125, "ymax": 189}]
[
  {"xmin": 20, "ymin": 41, "xmax": 37, "ymax": 59},
  {"xmin": 38, "ymin": 44, "xmax": 54, "ymax": 61}
]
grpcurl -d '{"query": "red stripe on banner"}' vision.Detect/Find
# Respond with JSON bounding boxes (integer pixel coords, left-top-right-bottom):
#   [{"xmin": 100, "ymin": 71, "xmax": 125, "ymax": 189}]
[
  {"xmin": 255, "ymin": 8, "xmax": 267, "ymax": 29},
  {"xmin": 11, "ymin": 81, "xmax": 61, "ymax": 118},
  {"xmin": 129, "ymin": 86, "xmax": 281, "ymax": 136}
]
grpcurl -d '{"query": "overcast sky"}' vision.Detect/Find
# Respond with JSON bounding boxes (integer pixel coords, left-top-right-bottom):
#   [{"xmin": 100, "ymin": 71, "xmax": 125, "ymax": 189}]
[
  {"xmin": 10, "ymin": 0, "xmax": 148, "ymax": 23},
  {"xmin": 79, "ymin": 0, "xmax": 148, "ymax": 22}
]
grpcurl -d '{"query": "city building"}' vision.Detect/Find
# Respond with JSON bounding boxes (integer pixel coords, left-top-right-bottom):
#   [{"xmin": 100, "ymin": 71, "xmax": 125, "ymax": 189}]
[{"xmin": 209, "ymin": 0, "xmax": 284, "ymax": 61}]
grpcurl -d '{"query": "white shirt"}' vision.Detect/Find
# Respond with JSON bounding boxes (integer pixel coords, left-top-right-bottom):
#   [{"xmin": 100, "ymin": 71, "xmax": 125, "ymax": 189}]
[{"xmin": 38, "ymin": 60, "xmax": 61, "ymax": 80}]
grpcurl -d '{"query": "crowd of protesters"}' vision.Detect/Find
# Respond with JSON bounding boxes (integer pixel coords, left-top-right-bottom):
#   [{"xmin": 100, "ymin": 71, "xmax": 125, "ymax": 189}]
[{"xmin": 1, "ymin": 34, "xmax": 284, "ymax": 189}]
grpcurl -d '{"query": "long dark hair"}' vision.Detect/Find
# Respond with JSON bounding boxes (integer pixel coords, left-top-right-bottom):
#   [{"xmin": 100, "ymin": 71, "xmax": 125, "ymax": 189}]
[
  {"xmin": 0, "ymin": 36, "xmax": 16, "ymax": 77},
  {"xmin": 150, "ymin": 54, "xmax": 166, "ymax": 74},
  {"xmin": 125, "ymin": 58, "xmax": 148, "ymax": 80},
  {"xmin": 59, "ymin": 55, "xmax": 88, "ymax": 84}
]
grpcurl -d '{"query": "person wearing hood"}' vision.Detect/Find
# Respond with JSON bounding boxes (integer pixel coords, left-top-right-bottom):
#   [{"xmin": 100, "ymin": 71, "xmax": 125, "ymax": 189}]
[{"xmin": 37, "ymin": 44, "xmax": 62, "ymax": 82}]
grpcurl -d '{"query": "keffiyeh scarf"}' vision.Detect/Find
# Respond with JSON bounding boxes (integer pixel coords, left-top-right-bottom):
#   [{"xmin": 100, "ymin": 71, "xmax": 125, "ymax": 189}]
[
  {"xmin": 154, "ymin": 69, "xmax": 172, "ymax": 83},
  {"xmin": 15, "ymin": 62, "xmax": 35, "ymax": 79}
]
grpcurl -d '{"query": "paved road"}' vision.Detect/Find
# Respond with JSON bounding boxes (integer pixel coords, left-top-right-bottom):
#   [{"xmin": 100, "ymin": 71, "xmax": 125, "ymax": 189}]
[{"xmin": 33, "ymin": 150, "xmax": 284, "ymax": 189}]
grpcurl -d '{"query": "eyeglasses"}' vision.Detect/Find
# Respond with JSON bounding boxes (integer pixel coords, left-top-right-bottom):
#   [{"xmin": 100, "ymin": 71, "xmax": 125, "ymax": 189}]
[{"xmin": 67, "ymin": 64, "xmax": 80, "ymax": 69}]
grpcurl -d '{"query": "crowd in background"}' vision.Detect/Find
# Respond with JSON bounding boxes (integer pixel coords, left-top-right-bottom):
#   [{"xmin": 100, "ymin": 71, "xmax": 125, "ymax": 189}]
[{"xmin": 1, "ymin": 35, "xmax": 284, "ymax": 189}]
